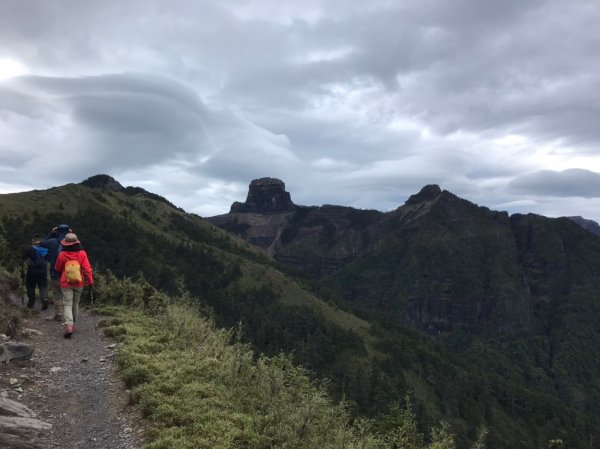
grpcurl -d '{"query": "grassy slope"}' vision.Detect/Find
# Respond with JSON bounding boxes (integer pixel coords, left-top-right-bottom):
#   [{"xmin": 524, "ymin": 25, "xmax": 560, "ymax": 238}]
[
  {"xmin": 3, "ymin": 183, "xmax": 598, "ymax": 448},
  {"xmin": 95, "ymin": 274, "xmax": 482, "ymax": 449},
  {"xmin": 102, "ymin": 305, "xmax": 376, "ymax": 449},
  {"xmin": 0, "ymin": 183, "xmax": 374, "ymax": 393}
]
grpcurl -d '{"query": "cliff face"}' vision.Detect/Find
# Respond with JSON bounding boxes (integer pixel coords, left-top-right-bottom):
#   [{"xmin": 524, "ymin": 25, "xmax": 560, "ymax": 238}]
[
  {"xmin": 210, "ymin": 179, "xmax": 600, "ymax": 335},
  {"xmin": 325, "ymin": 187, "xmax": 532, "ymax": 332},
  {"xmin": 230, "ymin": 178, "xmax": 295, "ymax": 214},
  {"xmin": 209, "ymin": 180, "xmax": 383, "ymax": 271}
]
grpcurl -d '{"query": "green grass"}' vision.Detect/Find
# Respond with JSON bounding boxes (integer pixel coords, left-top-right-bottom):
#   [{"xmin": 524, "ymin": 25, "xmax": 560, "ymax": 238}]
[
  {"xmin": 102, "ymin": 296, "xmax": 483, "ymax": 449},
  {"xmin": 236, "ymin": 262, "xmax": 377, "ymax": 355},
  {"xmin": 107, "ymin": 303, "xmax": 383, "ymax": 449}
]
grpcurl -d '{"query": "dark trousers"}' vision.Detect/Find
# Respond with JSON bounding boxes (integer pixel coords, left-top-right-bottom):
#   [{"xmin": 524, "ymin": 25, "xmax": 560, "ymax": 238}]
[{"xmin": 26, "ymin": 272, "xmax": 48, "ymax": 308}]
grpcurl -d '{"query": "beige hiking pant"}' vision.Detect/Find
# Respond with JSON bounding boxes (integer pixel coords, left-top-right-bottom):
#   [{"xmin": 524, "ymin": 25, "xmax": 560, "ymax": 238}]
[
  {"xmin": 51, "ymin": 278, "xmax": 64, "ymax": 318},
  {"xmin": 62, "ymin": 287, "xmax": 83, "ymax": 326}
]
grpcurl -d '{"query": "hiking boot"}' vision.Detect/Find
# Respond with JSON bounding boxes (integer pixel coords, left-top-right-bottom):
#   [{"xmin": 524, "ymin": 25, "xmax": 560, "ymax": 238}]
[
  {"xmin": 72, "ymin": 324, "xmax": 77, "ymax": 333},
  {"xmin": 64, "ymin": 324, "xmax": 74, "ymax": 339},
  {"xmin": 41, "ymin": 301, "xmax": 49, "ymax": 311}
]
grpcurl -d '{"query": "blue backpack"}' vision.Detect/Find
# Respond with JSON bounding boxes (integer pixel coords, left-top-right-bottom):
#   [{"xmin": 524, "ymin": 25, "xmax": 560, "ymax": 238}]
[{"xmin": 30, "ymin": 245, "xmax": 48, "ymax": 271}]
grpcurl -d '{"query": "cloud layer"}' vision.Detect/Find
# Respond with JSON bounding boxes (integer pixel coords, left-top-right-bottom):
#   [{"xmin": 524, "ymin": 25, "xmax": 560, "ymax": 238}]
[{"xmin": 1, "ymin": 0, "xmax": 600, "ymax": 220}]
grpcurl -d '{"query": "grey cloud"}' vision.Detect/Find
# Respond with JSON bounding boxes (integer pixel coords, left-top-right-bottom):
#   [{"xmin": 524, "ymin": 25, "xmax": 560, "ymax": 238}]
[
  {"xmin": 509, "ymin": 169, "xmax": 600, "ymax": 198},
  {"xmin": 0, "ymin": 86, "xmax": 49, "ymax": 118},
  {"xmin": 0, "ymin": 72, "xmax": 300, "ymax": 188},
  {"xmin": 0, "ymin": 74, "xmax": 212, "ymax": 176},
  {"xmin": 250, "ymin": 112, "xmax": 421, "ymax": 164},
  {"xmin": 13, "ymin": 74, "xmax": 207, "ymax": 114},
  {"xmin": 1, "ymin": 0, "xmax": 600, "ymax": 223},
  {"xmin": 5, "ymin": 0, "xmax": 599, "ymax": 152},
  {"xmin": 211, "ymin": 0, "xmax": 600, "ymax": 152}
]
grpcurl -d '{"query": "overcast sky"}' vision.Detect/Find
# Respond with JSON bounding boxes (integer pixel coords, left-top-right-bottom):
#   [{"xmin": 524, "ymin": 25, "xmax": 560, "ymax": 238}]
[{"xmin": 1, "ymin": 0, "xmax": 599, "ymax": 221}]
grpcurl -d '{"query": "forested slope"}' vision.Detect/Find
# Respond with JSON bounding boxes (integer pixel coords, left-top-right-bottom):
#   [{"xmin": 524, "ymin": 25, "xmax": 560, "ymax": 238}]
[{"xmin": 2, "ymin": 176, "xmax": 598, "ymax": 448}]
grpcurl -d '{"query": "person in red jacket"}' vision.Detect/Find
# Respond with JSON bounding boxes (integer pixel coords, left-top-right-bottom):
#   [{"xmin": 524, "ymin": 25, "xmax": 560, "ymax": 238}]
[{"xmin": 54, "ymin": 233, "xmax": 93, "ymax": 338}]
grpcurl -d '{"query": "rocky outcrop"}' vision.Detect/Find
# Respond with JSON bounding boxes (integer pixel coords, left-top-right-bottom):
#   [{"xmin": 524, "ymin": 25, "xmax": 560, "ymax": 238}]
[
  {"xmin": 0, "ymin": 342, "xmax": 34, "ymax": 364},
  {"xmin": 230, "ymin": 178, "xmax": 295, "ymax": 214},
  {"xmin": 0, "ymin": 397, "xmax": 51, "ymax": 449},
  {"xmin": 405, "ymin": 184, "xmax": 442, "ymax": 205},
  {"xmin": 566, "ymin": 216, "xmax": 600, "ymax": 236},
  {"xmin": 80, "ymin": 174, "xmax": 124, "ymax": 191}
]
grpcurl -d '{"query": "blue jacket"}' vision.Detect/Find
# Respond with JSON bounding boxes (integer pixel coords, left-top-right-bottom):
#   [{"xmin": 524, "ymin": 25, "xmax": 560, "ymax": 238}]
[{"xmin": 43, "ymin": 224, "xmax": 70, "ymax": 279}]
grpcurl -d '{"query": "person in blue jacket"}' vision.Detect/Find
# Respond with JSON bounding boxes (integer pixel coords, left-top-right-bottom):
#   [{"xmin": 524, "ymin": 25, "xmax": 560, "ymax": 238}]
[
  {"xmin": 21, "ymin": 234, "xmax": 49, "ymax": 310},
  {"xmin": 43, "ymin": 224, "xmax": 71, "ymax": 320}
]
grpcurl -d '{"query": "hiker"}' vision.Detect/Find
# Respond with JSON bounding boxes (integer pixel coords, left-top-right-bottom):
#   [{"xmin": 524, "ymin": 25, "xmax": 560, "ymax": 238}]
[
  {"xmin": 43, "ymin": 224, "xmax": 70, "ymax": 321},
  {"xmin": 21, "ymin": 234, "xmax": 49, "ymax": 310},
  {"xmin": 54, "ymin": 233, "xmax": 93, "ymax": 338}
]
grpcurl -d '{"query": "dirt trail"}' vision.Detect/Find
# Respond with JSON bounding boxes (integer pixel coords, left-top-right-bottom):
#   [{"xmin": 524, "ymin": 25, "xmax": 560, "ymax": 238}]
[{"xmin": 0, "ymin": 306, "xmax": 144, "ymax": 449}]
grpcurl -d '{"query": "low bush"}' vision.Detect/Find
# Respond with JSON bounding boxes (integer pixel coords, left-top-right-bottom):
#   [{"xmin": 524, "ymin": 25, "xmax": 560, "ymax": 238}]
[{"xmin": 98, "ymin": 274, "xmax": 485, "ymax": 448}]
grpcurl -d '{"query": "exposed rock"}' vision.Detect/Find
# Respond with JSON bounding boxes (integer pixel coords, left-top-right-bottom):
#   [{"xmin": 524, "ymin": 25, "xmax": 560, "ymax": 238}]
[
  {"xmin": 0, "ymin": 416, "xmax": 52, "ymax": 449},
  {"xmin": 0, "ymin": 342, "xmax": 34, "ymax": 364},
  {"xmin": 405, "ymin": 184, "xmax": 442, "ymax": 205},
  {"xmin": 566, "ymin": 216, "xmax": 600, "ymax": 236},
  {"xmin": 230, "ymin": 178, "xmax": 295, "ymax": 214},
  {"xmin": 0, "ymin": 397, "xmax": 51, "ymax": 449},
  {"xmin": 80, "ymin": 174, "xmax": 124, "ymax": 192}
]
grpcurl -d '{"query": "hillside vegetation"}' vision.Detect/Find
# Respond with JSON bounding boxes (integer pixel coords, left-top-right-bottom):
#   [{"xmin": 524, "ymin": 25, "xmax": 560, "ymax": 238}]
[
  {"xmin": 0, "ymin": 179, "xmax": 374, "ymax": 409},
  {"xmin": 1, "ymin": 176, "xmax": 597, "ymax": 448},
  {"xmin": 212, "ymin": 180, "xmax": 600, "ymax": 448},
  {"xmin": 95, "ymin": 274, "xmax": 485, "ymax": 449}
]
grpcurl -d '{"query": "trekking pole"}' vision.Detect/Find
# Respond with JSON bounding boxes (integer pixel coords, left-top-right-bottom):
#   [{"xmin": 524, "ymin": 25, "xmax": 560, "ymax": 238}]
[
  {"xmin": 20, "ymin": 266, "xmax": 26, "ymax": 308},
  {"xmin": 90, "ymin": 286, "xmax": 97, "ymax": 333}
]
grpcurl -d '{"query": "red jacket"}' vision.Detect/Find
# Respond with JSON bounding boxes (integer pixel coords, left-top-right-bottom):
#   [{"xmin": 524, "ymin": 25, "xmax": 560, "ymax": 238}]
[{"xmin": 54, "ymin": 248, "xmax": 93, "ymax": 288}]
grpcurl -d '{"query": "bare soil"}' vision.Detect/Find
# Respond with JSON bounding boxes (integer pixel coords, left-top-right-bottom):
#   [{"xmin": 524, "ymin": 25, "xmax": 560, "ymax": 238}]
[{"xmin": 0, "ymin": 305, "xmax": 144, "ymax": 449}]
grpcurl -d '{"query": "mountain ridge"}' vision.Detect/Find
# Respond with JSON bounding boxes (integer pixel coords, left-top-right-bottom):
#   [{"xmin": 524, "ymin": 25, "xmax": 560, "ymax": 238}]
[
  {"xmin": 210, "ymin": 178, "xmax": 597, "ymax": 333},
  {"xmin": 208, "ymin": 176, "xmax": 600, "ymax": 448},
  {"xmin": 2, "ymin": 175, "xmax": 600, "ymax": 448}
]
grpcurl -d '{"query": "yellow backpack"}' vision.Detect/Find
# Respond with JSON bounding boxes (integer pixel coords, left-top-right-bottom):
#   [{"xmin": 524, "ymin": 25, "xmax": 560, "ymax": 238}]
[{"xmin": 65, "ymin": 259, "xmax": 83, "ymax": 284}]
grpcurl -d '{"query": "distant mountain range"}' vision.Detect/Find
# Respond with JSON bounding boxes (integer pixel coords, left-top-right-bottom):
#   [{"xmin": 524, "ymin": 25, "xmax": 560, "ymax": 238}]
[
  {"xmin": 210, "ymin": 178, "xmax": 600, "ymax": 331},
  {"xmin": 2, "ymin": 174, "xmax": 599, "ymax": 449},
  {"xmin": 210, "ymin": 177, "xmax": 600, "ymax": 448}
]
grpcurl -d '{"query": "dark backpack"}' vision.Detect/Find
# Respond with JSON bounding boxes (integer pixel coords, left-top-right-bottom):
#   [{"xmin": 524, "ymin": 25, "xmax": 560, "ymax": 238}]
[{"xmin": 29, "ymin": 245, "xmax": 48, "ymax": 272}]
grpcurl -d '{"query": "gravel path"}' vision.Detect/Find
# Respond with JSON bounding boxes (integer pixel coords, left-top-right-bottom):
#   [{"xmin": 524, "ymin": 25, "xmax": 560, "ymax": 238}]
[{"xmin": 0, "ymin": 306, "xmax": 144, "ymax": 449}]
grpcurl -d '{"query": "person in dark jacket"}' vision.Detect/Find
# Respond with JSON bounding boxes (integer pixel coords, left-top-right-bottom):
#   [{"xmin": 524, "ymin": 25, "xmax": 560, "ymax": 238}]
[
  {"xmin": 54, "ymin": 233, "xmax": 93, "ymax": 338},
  {"xmin": 42, "ymin": 224, "xmax": 70, "ymax": 320},
  {"xmin": 22, "ymin": 234, "xmax": 49, "ymax": 310}
]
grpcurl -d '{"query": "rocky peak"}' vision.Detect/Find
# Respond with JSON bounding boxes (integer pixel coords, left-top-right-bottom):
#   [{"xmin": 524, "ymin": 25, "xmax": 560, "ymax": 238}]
[
  {"xmin": 405, "ymin": 184, "xmax": 442, "ymax": 205},
  {"xmin": 566, "ymin": 216, "xmax": 600, "ymax": 236},
  {"xmin": 80, "ymin": 174, "xmax": 124, "ymax": 192},
  {"xmin": 230, "ymin": 177, "xmax": 295, "ymax": 214}
]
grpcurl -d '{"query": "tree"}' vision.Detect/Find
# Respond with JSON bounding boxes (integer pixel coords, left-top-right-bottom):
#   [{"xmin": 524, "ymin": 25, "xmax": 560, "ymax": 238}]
[
  {"xmin": 377, "ymin": 396, "xmax": 425, "ymax": 449},
  {"xmin": 427, "ymin": 422, "xmax": 456, "ymax": 449}
]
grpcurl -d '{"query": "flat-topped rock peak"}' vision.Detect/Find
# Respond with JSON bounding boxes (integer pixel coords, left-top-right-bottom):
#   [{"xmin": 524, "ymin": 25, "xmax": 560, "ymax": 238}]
[{"xmin": 230, "ymin": 177, "xmax": 296, "ymax": 214}]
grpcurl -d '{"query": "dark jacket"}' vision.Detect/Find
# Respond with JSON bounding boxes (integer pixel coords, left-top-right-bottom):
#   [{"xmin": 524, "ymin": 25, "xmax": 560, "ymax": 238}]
[
  {"xmin": 22, "ymin": 245, "xmax": 48, "ymax": 277},
  {"xmin": 43, "ymin": 225, "xmax": 70, "ymax": 279}
]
